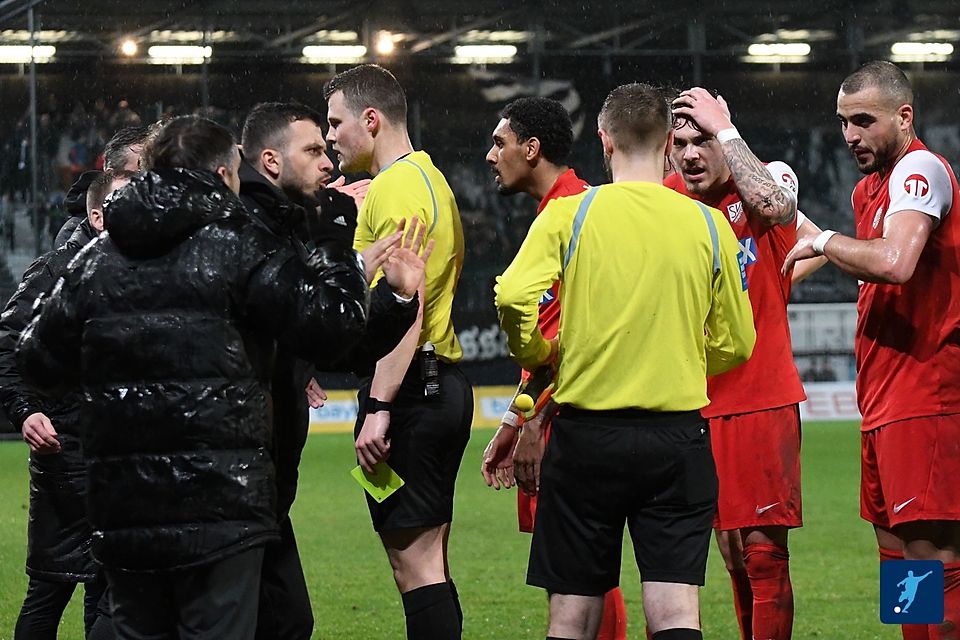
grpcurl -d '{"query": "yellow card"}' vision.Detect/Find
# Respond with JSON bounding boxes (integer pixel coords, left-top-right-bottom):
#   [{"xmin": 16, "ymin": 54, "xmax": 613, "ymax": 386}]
[{"xmin": 350, "ymin": 463, "xmax": 405, "ymax": 503}]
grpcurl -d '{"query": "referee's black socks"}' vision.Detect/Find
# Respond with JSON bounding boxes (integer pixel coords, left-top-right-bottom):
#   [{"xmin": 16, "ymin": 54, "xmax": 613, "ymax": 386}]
[
  {"xmin": 401, "ymin": 582, "xmax": 460, "ymax": 640},
  {"xmin": 652, "ymin": 629, "xmax": 703, "ymax": 640}
]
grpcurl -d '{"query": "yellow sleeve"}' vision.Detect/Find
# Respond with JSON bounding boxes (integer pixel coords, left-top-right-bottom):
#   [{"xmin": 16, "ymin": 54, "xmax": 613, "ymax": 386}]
[
  {"xmin": 704, "ymin": 208, "xmax": 756, "ymax": 375},
  {"xmin": 494, "ymin": 201, "xmax": 568, "ymax": 371}
]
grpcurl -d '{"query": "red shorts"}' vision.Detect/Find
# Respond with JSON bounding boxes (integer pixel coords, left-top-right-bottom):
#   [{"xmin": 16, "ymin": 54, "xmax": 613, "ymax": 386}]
[
  {"xmin": 860, "ymin": 413, "xmax": 960, "ymax": 528},
  {"xmin": 518, "ymin": 421, "xmax": 552, "ymax": 533},
  {"xmin": 708, "ymin": 404, "xmax": 803, "ymax": 530}
]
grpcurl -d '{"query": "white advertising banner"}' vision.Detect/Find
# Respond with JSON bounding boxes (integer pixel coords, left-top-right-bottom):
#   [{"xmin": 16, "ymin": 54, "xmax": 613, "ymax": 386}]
[
  {"xmin": 799, "ymin": 381, "xmax": 861, "ymax": 422},
  {"xmin": 307, "ymin": 383, "xmax": 861, "ymax": 433}
]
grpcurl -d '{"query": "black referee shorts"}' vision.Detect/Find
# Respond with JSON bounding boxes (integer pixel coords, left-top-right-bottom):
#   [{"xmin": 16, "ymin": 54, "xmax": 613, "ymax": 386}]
[
  {"xmin": 355, "ymin": 361, "xmax": 472, "ymax": 532},
  {"xmin": 527, "ymin": 407, "xmax": 717, "ymax": 596}
]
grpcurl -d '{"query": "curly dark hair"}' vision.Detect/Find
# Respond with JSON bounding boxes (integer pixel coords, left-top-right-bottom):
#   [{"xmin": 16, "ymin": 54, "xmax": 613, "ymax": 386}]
[{"xmin": 500, "ymin": 97, "xmax": 573, "ymax": 166}]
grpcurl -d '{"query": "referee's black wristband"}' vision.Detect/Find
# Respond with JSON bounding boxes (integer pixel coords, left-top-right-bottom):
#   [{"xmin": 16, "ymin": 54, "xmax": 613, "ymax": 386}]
[{"xmin": 364, "ymin": 397, "xmax": 393, "ymax": 416}]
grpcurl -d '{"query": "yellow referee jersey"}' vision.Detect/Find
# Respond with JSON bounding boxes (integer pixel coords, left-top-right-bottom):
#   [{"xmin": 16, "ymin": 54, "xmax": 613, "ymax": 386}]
[
  {"xmin": 354, "ymin": 150, "xmax": 464, "ymax": 362},
  {"xmin": 495, "ymin": 181, "xmax": 755, "ymax": 411}
]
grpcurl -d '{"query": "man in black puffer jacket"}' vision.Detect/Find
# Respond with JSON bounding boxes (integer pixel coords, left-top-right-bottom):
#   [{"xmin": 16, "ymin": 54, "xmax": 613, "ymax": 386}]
[
  {"xmin": 240, "ymin": 102, "xmax": 420, "ymax": 640},
  {"xmin": 0, "ymin": 170, "xmax": 134, "ymax": 639},
  {"xmin": 17, "ymin": 116, "xmax": 425, "ymax": 639}
]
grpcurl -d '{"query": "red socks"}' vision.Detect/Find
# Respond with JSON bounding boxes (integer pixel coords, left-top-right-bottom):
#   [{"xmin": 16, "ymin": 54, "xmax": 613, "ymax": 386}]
[
  {"xmin": 880, "ymin": 547, "xmax": 928, "ymax": 640},
  {"xmin": 743, "ymin": 543, "xmax": 794, "ymax": 640},
  {"xmin": 595, "ymin": 587, "xmax": 627, "ymax": 640},
  {"xmin": 932, "ymin": 562, "xmax": 960, "ymax": 640}
]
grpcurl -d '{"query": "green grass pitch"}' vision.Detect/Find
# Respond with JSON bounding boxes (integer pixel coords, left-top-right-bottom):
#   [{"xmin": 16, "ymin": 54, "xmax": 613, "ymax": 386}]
[{"xmin": 0, "ymin": 420, "xmax": 901, "ymax": 638}]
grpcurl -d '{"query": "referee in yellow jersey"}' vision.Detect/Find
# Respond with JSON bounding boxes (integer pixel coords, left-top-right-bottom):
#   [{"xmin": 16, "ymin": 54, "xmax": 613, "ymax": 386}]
[
  {"xmin": 324, "ymin": 65, "xmax": 471, "ymax": 640},
  {"xmin": 495, "ymin": 83, "xmax": 756, "ymax": 640}
]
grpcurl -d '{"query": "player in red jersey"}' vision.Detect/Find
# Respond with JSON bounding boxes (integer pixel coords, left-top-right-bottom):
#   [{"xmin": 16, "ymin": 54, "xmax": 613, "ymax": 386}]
[
  {"xmin": 784, "ymin": 61, "xmax": 960, "ymax": 640},
  {"xmin": 668, "ymin": 88, "xmax": 825, "ymax": 640},
  {"xmin": 480, "ymin": 97, "xmax": 626, "ymax": 640}
]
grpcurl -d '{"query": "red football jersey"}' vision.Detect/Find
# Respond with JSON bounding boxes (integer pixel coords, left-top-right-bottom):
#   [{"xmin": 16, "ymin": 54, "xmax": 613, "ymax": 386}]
[
  {"xmin": 851, "ymin": 139, "xmax": 960, "ymax": 431},
  {"xmin": 665, "ymin": 165, "xmax": 805, "ymax": 417}
]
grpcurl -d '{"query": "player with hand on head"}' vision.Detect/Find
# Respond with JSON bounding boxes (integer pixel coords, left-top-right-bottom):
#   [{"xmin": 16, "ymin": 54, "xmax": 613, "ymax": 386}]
[{"xmin": 668, "ymin": 86, "xmax": 826, "ymax": 640}]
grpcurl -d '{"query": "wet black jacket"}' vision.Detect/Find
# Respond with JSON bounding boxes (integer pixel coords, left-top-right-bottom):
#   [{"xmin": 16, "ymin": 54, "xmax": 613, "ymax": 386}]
[
  {"xmin": 0, "ymin": 219, "xmax": 98, "ymax": 581},
  {"xmin": 18, "ymin": 168, "xmax": 369, "ymax": 572},
  {"xmin": 239, "ymin": 163, "xmax": 417, "ymax": 517}
]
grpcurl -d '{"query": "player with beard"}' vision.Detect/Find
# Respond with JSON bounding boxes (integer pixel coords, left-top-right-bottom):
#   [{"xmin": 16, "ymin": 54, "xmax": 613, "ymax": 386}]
[
  {"xmin": 667, "ymin": 88, "xmax": 827, "ymax": 640},
  {"xmin": 784, "ymin": 60, "xmax": 960, "ymax": 640}
]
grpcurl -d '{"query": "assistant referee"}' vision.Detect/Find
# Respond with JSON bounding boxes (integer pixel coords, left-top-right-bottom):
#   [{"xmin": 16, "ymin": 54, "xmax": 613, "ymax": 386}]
[{"xmin": 495, "ymin": 82, "xmax": 756, "ymax": 640}]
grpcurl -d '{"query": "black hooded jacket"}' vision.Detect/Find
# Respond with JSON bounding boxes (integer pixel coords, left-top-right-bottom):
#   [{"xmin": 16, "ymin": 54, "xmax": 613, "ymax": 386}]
[
  {"xmin": 0, "ymin": 217, "xmax": 98, "ymax": 581},
  {"xmin": 17, "ymin": 168, "xmax": 369, "ymax": 572},
  {"xmin": 239, "ymin": 162, "xmax": 418, "ymax": 517}
]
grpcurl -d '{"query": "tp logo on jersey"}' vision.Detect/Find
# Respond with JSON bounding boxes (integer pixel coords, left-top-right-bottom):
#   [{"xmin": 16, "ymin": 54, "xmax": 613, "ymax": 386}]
[
  {"xmin": 880, "ymin": 560, "xmax": 943, "ymax": 625},
  {"xmin": 904, "ymin": 174, "xmax": 930, "ymax": 198},
  {"xmin": 780, "ymin": 172, "xmax": 798, "ymax": 194}
]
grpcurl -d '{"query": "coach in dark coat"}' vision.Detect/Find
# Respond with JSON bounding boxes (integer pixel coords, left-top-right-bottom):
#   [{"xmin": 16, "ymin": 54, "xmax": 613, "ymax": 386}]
[
  {"xmin": 16, "ymin": 116, "xmax": 410, "ymax": 639},
  {"xmin": 238, "ymin": 103, "xmax": 419, "ymax": 640},
  {"xmin": 0, "ymin": 170, "xmax": 134, "ymax": 638}
]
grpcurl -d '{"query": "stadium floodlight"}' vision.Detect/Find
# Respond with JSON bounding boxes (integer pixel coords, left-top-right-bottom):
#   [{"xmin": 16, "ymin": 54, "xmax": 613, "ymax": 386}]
[
  {"xmin": 461, "ymin": 30, "xmax": 532, "ymax": 43},
  {"xmin": 747, "ymin": 43, "xmax": 811, "ymax": 57},
  {"xmin": 308, "ymin": 30, "xmax": 359, "ymax": 43},
  {"xmin": 120, "ymin": 39, "xmax": 138, "ymax": 57},
  {"xmin": 302, "ymin": 45, "xmax": 367, "ymax": 63},
  {"xmin": 890, "ymin": 42, "xmax": 954, "ymax": 62},
  {"xmin": 147, "ymin": 45, "xmax": 212, "ymax": 64},
  {"xmin": 150, "ymin": 30, "xmax": 235, "ymax": 43},
  {"xmin": 0, "ymin": 45, "xmax": 56, "ymax": 63},
  {"xmin": 744, "ymin": 42, "xmax": 810, "ymax": 63},
  {"xmin": 375, "ymin": 31, "xmax": 395, "ymax": 55},
  {"xmin": 0, "ymin": 29, "xmax": 71, "ymax": 42},
  {"xmin": 452, "ymin": 44, "xmax": 517, "ymax": 64}
]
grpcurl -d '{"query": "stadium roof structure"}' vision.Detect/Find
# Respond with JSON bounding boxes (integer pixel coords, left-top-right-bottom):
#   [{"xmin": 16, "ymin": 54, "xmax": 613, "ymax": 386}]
[{"xmin": 0, "ymin": 0, "xmax": 959, "ymax": 71}]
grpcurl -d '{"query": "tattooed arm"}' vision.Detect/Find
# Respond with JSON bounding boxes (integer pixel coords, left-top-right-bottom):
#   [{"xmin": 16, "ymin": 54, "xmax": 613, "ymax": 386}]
[
  {"xmin": 720, "ymin": 138, "xmax": 797, "ymax": 226},
  {"xmin": 672, "ymin": 87, "xmax": 797, "ymax": 227}
]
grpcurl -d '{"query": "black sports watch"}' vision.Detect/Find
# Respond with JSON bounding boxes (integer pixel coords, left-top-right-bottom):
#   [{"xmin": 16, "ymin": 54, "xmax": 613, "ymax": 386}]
[{"xmin": 364, "ymin": 397, "xmax": 393, "ymax": 416}]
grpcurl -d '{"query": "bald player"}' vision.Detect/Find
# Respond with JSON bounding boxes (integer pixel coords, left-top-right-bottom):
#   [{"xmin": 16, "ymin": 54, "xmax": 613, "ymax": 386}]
[{"xmin": 784, "ymin": 60, "xmax": 960, "ymax": 640}]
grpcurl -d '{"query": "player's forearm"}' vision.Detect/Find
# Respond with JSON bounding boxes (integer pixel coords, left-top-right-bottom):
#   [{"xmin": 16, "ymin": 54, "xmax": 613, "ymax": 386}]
[
  {"xmin": 722, "ymin": 138, "xmax": 796, "ymax": 226},
  {"xmin": 821, "ymin": 234, "xmax": 918, "ymax": 284},
  {"xmin": 368, "ymin": 283, "xmax": 425, "ymax": 402},
  {"xmin": 791, "ymin": 217, "xmax": 829, "ymax": 283},
  {"xmin": 791, "ymin": 256, "xmax": 829, "ymax": 284}
]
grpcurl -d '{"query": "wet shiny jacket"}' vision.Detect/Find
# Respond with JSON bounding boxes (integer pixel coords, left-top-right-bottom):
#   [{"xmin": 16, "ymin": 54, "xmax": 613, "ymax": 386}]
[
  {"xmin": 18, "ymin": 168, "xmax": 368, "ymax": 572},
  {"xmin": 0, "ymin": 219, "xmax": 98, "ymax": 581},
  {"xmin": 239, "ymin": 163, "xmax": 417, "ymax": 517}
]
